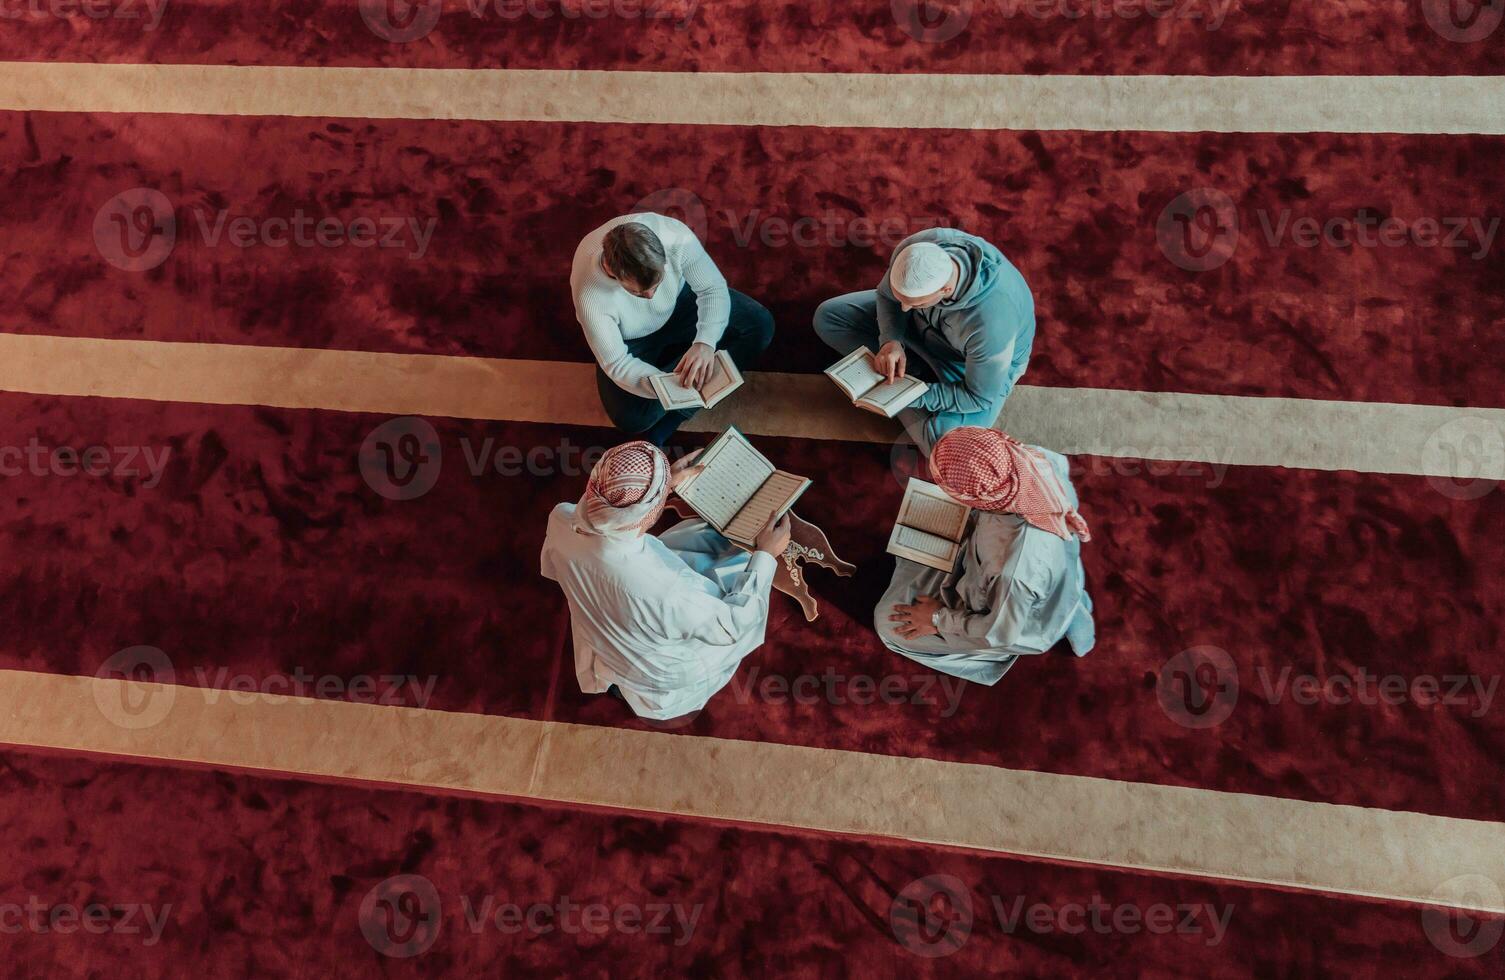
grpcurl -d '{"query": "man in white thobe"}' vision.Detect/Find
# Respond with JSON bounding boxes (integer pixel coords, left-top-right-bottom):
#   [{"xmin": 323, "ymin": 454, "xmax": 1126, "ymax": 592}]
[
  {"xmin": 541, "ymin": 440, "xmax": 792, "ymax": 721},
  {"xmin": 877, "ymin": 426, "xmax": 1095, "ymax": 685}
]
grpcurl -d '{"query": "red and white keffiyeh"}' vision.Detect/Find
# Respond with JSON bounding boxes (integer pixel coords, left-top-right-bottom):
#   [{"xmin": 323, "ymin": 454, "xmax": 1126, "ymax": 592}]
[
  {"xmin": 576, "ymin": 441, "xmax": 670, "ymax": 537},
  {"xmin": 929, "ymin": 427, "xmax": 1091, "ymax": 542}
]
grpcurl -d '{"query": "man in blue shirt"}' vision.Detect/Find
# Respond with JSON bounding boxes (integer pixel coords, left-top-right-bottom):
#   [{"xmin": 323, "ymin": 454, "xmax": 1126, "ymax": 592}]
[{"xmin": 814, "ymin": 228, "xmax": 1035, "ymax": 452}]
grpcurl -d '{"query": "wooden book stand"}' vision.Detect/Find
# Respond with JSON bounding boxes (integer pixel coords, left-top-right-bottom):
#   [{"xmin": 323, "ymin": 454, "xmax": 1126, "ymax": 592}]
[{"xmin": 663, "ymin": 499, "xmax": 857, "ymax": 622}]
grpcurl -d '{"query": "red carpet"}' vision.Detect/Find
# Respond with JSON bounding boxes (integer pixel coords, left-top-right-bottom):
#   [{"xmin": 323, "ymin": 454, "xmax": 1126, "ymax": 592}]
[
  {"xmin": 0, "ymin": 0, "xmax": 1501, "ymax": 76},
  {"xmin": 5, "ymin": 113, "xmax": 1503, "ymax": 405},
  {"xmin": 5, "ymin": 7, "xmax": 1504, "ymax": 973},
  {"xmin": 0, "ymin": 747, "xmax": 1498, "ymax": 978},
  {"xmin": 3, "ymin": 392, "xmax": 1501, "ymax": 822}
]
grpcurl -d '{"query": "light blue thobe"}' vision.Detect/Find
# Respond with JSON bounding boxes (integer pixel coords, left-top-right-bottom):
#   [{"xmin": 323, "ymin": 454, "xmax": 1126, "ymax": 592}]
[{"xmin": 874, "ymin": 450, "xmax": 1094, "ymax": 684}]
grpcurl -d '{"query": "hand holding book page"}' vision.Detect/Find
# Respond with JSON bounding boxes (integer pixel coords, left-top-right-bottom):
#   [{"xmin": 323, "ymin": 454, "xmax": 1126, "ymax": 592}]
[
  {"xmin": 887, "ymin": 478, "xmax": 972, "ymax": 572},
  {"xmin": 650, "ymin": 350, "xmax": 744, "ymax": 411},
  {"xmin": 824, "ymin": 348, "xmax": 928, "ymax": 418},
  {"xmin": 674, "ymin": 428, "xmax": 812, "ymax": 548}
]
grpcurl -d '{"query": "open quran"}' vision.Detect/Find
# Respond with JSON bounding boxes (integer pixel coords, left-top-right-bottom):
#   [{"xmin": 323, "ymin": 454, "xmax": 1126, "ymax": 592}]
[
  {"xmin": 824, "ymin": 347, "xmax": 929, "ymax": 418},
  {"xmin": 674, "ymin": 427, "xmax": 812, "ymax": 548},
  {"xmin": 649, "ymin": 349, "xmax": 743, "ymax": 411},
  {"xmin": 886, "ymin": 478, "xmax": 972, "ymax": 572}
]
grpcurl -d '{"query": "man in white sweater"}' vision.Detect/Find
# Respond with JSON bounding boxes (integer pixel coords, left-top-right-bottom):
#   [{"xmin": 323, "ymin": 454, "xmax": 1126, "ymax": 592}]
[{"xmin": 571, "ymin": 212, "xmax": 775, "ymax": 444}]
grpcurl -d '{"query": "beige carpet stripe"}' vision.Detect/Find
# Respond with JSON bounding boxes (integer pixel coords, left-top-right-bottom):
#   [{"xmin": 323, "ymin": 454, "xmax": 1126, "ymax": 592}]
[
  {"xmin": 3, "ymin": 62, "xmax": 1505, "ymax": 134},
  {"xmin": 0, "ymin": 333, "xmax": 1501, "ymax": 481},
  {"xmin": 2, "ymin": 669, "xmax": 1500, "ymax": 912}
]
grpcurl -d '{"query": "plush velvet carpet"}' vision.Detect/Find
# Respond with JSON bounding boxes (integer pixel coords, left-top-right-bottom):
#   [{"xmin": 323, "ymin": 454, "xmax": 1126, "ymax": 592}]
[
  {"xmin": 0, "ymin": 0, "xmax": 1500, "ymax": 76},
  {"xmin": 2, "ymin": 391, "xmax": 1500, "ymax": 822},
  {"xmin": 0, "ymin": 747, "xmax": 1498, "ymax": 978},
  {"xmin": 5, "ymin": 112, "xmax": 1503, "ymax": 406}
]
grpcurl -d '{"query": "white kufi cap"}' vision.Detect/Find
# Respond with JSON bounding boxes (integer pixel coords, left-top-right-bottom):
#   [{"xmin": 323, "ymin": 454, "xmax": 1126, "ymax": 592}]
[{"xmin": 889, "ymin": 242, "xmax": 954, "ymax": 297}]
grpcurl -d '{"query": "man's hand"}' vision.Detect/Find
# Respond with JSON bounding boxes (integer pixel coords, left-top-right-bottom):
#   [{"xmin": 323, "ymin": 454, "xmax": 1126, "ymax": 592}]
[
  {"xmin": 891, "ymin": 595, "xmax": 945, "ymax": 641},
  {"xmin": 669, "ymin": 449, "xmax": 704, "ymax": 493},
  {"xmin": 874, "ymin": 340, "xmax": 907, "ymax": 384},
  {"xmin": 675, "ymin": 343, "xmax": 717, "ymax": 390},
  {"xmin": 754, "ymin": 513, "xmax": 793, "ymax": 557}
]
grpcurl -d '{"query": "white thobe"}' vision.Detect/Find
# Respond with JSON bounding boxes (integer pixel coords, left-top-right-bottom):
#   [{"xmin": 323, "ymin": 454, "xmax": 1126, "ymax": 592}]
[
  {"xmin": 875, "ymin": 449, "xmax": 1095, "ymax": 685},
  {"xmin": 540, "ymin": 506, "xmax": 777, "ymax": 720}
]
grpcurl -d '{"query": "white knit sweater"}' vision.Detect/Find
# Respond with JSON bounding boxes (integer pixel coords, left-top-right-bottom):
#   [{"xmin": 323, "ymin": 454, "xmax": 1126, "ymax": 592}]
[{"xmin": 570, "ymin": 213, "xmax": 730, "ymax": 397}]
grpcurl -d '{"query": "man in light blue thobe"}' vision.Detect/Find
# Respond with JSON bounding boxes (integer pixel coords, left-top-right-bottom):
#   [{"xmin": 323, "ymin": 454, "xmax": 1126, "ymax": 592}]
[{"xmin": 876, "ymin": 432, "xmax": 1095, "ymax": 685}]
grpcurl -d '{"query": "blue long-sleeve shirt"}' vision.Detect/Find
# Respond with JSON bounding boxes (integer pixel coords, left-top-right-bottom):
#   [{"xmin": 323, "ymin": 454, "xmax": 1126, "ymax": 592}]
[{"xmin": 876, "ymin": 228, "xmax": 1035, "ymax": 419}]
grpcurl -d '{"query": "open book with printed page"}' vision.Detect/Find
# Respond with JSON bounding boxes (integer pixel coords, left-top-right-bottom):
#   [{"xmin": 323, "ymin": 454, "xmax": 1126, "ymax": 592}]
[
  {"xmin": 886, "ymin": 478, "xmax": 972, "ymax": 572},
  {"xmin": 649, "ymin": 349, "xmax": 743, "ymax": 411},
  {"xmin": 824, "ymin": 347, "xmax": 928, "ymax": 418},
  {"xmin": 673, "ymin": 427, "xmax": 812, "ymax": 549}
]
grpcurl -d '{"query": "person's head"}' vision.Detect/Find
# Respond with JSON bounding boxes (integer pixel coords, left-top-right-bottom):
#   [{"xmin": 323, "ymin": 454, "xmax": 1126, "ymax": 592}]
[
  {"xmin": 929, "ymin": 426, "xmax": 1092, "ymax": 542},
  {"xmin": 576, "ymin": 441, "xmax": 670, "ymax": 537},
  {"xmin": 889, "ymin": 242, "xmax": 958, "ymax": 312},
  {"xmin": 930, "ymin": 427, "xmax": 1024, "ymax": 513},
  {"xmin": 601, "ymin": 222, "xmax": 667, "ymax": 299}
]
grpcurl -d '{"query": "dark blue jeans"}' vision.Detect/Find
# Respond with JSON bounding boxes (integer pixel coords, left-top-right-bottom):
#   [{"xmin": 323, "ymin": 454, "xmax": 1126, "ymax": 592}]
[{"xmin": 596, "ymin": 285, "xmax": 775, "ymax": 445}]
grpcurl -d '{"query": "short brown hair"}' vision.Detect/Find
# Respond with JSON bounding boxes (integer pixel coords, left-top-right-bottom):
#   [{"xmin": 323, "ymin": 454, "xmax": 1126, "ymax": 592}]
[{"xmin": 602, "ymin": 222, "xmax": 666, "ymax": 290}]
